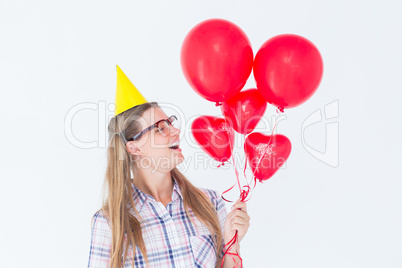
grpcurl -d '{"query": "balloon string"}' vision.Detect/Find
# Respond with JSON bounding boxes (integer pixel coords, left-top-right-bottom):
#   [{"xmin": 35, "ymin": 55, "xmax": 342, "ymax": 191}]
[
  {"xmin": 221, "ymin": 109, "xmax": 285, "ymax": 267},
  {"xmin": 243, "ymin": 137, "xmax": 255, "ymax": 190},
  {"xmin": 221, "ymin": 230, "xmax": 243, "ymax": 268},
  {"xmin": 221, "ymin": 186, "xmax": 250, "ymax": 268},
  {"xmin": 241, "ymin": 134, "xmax": 254, "ymax": 202},
  {"xmin": 240, "ymin": 185, "xmax": 252, "ymax": 202},
  {"xmin": 221, "ymin": 182, "xmax": 236, "ymax": 202},
  {"xmin": 221, "ymin": 174, "xmax": 252, "ymax": 267},
  {"xmin": 219, "ymin": 115, "xmax": 245, "ymax": 268},
  {"xmin": 243, "ymin": 148, "xmax": 249, "ymax": 185},
  {"xmin": 230, "ymin": 140, "xmax": 241, "ymax": 194},
  {"xmin": 221, "ymin": 115, "xmax": 241, "ymax": 196},
  {"xmin": 255, "ymin": 110, "xmax": 282, "ymax": 174}
]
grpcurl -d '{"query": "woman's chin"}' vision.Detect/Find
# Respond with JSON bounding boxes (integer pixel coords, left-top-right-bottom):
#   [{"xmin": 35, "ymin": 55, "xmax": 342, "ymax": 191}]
[{"xmin": 172, "ymin": 153, "xmax": 184, "ymax": 166}]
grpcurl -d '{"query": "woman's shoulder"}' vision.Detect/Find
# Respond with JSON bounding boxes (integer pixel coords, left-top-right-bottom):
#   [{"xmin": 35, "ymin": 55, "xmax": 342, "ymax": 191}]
[
  {"xmin": 197, "ymin": 187, "xmax": 220, "ymax": 201},
  {"xmin": 91, "ymin": 209, "xmax": 112, "ymax": 230},
  {"xmin": 197, "ymin": 187, "xmax": 228, "ymax": 222},
  {"xmin": 92, "ymin": 209, "xmax": 107, "ymax": 219},
  {"xmin": 197, "ymin": 187, "xmax": 226, "ymax": 211}
]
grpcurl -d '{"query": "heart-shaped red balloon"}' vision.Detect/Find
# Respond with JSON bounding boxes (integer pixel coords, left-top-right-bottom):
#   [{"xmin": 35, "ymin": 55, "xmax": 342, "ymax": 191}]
[
  {"xmin": 244, "ymin": 133, "xmax": 291, "ymax": 181},
  {"xmin": 191, "ymin": 116, "xmax": 234, "ymax": 163},
  {"xmin": 221, "ymin": 88, "xmax": 267, "ymax": 135}
]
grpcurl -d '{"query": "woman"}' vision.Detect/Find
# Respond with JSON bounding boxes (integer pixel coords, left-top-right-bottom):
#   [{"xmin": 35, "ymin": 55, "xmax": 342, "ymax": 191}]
[{"xmin": 87, "ymin": 68, "xmax": 250, "ymax": 268}]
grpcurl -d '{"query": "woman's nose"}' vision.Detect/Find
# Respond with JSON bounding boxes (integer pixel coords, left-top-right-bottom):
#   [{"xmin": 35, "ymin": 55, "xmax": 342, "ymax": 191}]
[{"xmin": 170, "ymin": 125, "xmax": 180, "ymax": 136}]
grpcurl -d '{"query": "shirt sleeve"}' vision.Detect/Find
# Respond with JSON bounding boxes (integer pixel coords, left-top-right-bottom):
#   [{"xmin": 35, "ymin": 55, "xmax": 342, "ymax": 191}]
[{"xmin": 88, "ymin": 211, "xmax": 112, "ymax": 268}]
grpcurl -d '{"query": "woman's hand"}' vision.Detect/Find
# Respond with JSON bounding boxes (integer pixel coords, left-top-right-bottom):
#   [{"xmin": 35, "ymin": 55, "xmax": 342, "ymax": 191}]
[{"xmin": 223, "ymin": 199, "xmax": 250, "ymax": 245}]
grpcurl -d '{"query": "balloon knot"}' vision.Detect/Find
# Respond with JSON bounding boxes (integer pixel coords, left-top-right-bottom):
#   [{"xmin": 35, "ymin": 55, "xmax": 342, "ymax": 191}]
[
  {"xmin": 217, "ymin": 162, "xmax": 225, "ymax": 168},
  {"xmin": 215, "ymin": 102, "xmax": 222, "ymax": 106},
  {"xmin": 276, "ymin": 107, "xmax": 284, "ymax": 113}
]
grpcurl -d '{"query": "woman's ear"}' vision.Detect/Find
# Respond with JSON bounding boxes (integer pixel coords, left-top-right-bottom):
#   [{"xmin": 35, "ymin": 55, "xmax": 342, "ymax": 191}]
[{"xmin": 126, "ymin": 141, "xmax": 141, "ymax": 157}]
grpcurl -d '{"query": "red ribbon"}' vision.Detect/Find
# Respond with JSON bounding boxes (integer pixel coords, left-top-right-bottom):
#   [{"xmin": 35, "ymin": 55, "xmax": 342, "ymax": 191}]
[
  {"xmin": 220, "ymin": 108, "xmax": 288, "ymax": 267},
  {"xmin": 221, "ymin": 229, "xmax": 242, "ymax": 268},
  {"xmin": 219, "ymin": 115, "xmax": 244, "ymax": 267},
  {"xmin": 219, "ymin": 107, "xmax": 285, "ymax": 267}
]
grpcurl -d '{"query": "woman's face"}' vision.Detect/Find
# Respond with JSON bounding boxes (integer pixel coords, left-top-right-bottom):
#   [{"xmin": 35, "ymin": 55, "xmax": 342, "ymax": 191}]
[{"xmin": 128, "ymin": 107, "xmax": 184, "ymax": 173}]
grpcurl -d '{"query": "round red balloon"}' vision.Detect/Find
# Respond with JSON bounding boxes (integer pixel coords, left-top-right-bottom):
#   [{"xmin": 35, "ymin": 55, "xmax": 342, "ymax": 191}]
[
  {"xmin": 221, "ymin": 88, "xmax": 267, "ymax": 135},
  {"xmin": 254, "ymin": 34, "xmax": 323, "ymax": 110},
  {"xmin": 244, "ymin": 133, "xmax": 291, "ymax": 181},
  {"xmin": 191, "ymin": 116, "xmax": 234, "ymax": 163},
  {"xmin": 181, "ymin": 19, "xmax": 253, "ymax": 102}
]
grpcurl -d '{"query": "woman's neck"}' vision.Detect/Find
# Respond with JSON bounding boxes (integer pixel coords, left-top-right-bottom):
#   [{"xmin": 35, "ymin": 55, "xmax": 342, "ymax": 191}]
[{"xmin": 132, "ymin": 168, "xmax": 174, "ymax": 206}]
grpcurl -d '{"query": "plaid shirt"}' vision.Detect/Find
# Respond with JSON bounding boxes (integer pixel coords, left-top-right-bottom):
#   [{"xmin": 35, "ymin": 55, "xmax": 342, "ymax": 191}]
[{"xmin": 88, "ymin": 178, "xmax": 227, "ymax": 268}]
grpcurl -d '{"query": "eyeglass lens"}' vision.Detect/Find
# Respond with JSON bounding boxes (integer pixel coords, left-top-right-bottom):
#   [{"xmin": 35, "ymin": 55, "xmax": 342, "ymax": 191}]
[{"xmin": 157, "ymin": 118, "xmax": 180, "ymax": 136}]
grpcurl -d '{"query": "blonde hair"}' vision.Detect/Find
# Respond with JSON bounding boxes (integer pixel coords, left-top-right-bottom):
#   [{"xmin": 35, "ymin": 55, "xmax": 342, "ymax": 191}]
[{"xmin": 93, "ymin": 102, "xmax": 223, "ymax": 268}]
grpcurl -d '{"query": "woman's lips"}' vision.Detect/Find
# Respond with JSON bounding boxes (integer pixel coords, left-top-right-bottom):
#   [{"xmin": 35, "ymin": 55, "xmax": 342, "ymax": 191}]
[{"xmin": 168, "ymin": 139, "xmax": 180, "ymax": 151}]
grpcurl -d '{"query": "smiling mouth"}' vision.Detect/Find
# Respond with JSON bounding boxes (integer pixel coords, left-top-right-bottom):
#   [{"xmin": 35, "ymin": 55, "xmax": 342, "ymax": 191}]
[{"xmin": 168, "ymin": 140, "xmax": 180, "ymax": 150}]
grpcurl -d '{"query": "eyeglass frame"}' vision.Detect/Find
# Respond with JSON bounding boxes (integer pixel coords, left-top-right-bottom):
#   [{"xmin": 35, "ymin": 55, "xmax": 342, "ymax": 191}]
[{"xmin": 127, "ymin": 115, "xmax": 178, "ymax": 142}]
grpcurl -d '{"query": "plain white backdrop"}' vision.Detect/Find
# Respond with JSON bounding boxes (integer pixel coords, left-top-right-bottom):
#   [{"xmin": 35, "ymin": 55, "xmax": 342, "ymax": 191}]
[{"xmin": 1, "ymin": 0, "xmax": 401, "ymax": 267}]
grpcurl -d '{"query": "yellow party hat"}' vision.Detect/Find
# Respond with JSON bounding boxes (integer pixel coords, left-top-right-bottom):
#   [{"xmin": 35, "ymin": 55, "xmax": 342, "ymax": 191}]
[{"xmin": 115, "ymin": 65, "xmax": 148, "ymax": 116}]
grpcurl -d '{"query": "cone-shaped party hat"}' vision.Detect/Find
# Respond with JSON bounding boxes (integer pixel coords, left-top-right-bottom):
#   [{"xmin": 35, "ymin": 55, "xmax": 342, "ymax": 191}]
[{"xmin": 114, "ymin": 65, "xmax": 148, "ymax": 116}]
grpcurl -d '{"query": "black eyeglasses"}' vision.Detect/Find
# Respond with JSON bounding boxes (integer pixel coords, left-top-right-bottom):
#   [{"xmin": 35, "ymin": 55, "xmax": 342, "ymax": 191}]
[{"xmin": 127, "ymin": 115, "xmax": 179, "ymax": 142}]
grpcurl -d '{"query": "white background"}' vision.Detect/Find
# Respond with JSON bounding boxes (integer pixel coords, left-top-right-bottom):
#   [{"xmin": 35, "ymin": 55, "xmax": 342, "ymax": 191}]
[{"xmin": 1, "ymin": 0, "xmax": 401, "ymax": 267}]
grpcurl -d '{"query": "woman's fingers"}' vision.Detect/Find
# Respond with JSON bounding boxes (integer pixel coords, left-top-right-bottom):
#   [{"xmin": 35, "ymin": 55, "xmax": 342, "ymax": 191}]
[
  {"xmin": 224, "ymin": 200, "xmax": 251, "ymax": 243},
  {"xmin": 231, "ymin": 199, "xmax": 247, "ymax": 212},
  {"xmin": 229, "ymin": 208, "xmax": 249, "ymax": 221},
  {"xmin": 231, "ymin": 216, "xmax": 250, "ymax": 226},
  {"xmin": 232, "ymin": 222, "xmax": 250, "ymax": 231},
  {"xmin": 227, "ymin": 207, "xmax": 250, "ymax": 231}
]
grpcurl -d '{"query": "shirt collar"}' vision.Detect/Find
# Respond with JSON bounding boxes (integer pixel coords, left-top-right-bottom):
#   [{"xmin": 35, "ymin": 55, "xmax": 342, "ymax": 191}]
[{"xmin": 131, "ymin": 176, "xmax": 183, "ymax": 213}]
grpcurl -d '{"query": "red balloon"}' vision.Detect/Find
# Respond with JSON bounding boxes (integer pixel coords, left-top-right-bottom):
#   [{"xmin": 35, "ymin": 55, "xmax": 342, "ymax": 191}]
[
  {"xmin": 191, "ymin": 116, "xmax": 234, "ymax": 163},
  {"xmin": 253, "ymin": 34, "xmax": 323, "ymax": 110},
  {"xmin": 181, "ymin": 18, "xmax": 253, "ymax": 102},
  {"xmin": 244, "ymin": 133, "xmax": 291, "ymax": 181},
  {"xmin": 221, "ymin": 88, "xmax": 267, "ymax": 135}
]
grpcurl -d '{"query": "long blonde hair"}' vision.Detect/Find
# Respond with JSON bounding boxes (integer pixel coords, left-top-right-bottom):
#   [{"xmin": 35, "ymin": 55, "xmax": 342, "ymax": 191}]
[{"xmin": 94, "ymin": 102, "xmax": 223, "ymax": 268}]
